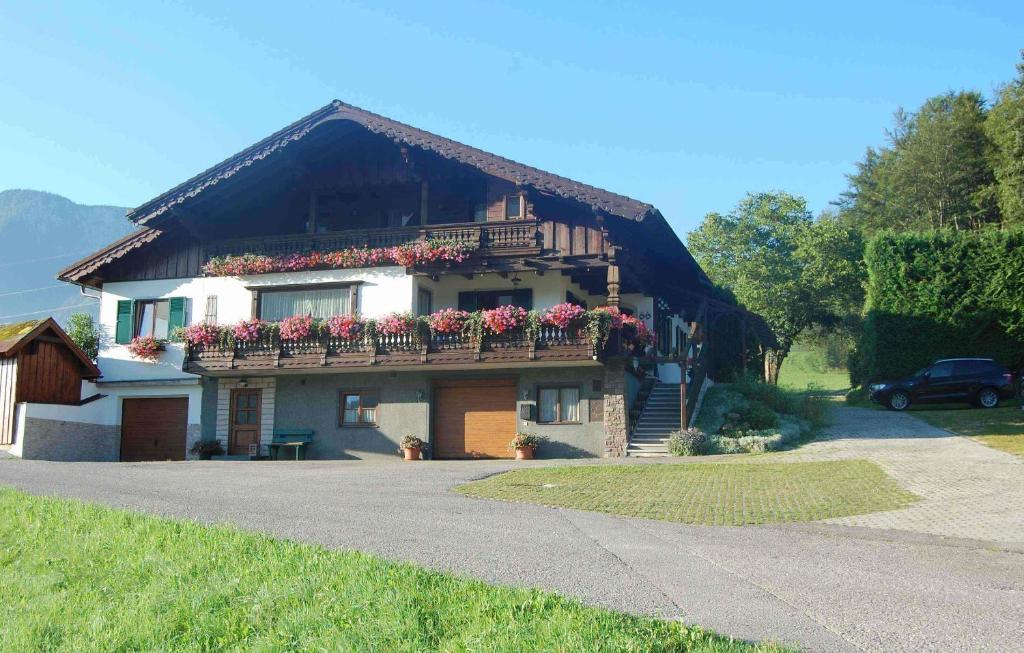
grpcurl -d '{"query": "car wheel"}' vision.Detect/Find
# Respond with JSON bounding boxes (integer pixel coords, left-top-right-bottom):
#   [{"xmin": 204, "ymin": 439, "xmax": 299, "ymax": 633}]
[
  {"xmin": 977, "ymin": 387, "xmax": 999, "ymax": 409},
  {"xmin": 887, "ymin": 390, "xmax": 910, "ymax": 411}
]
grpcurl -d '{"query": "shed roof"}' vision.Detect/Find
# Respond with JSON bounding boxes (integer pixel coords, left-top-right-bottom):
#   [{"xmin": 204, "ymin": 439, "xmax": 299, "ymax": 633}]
[{"xmin": 0, "ymin": 318, "xmax": 101, "ymax": 378}]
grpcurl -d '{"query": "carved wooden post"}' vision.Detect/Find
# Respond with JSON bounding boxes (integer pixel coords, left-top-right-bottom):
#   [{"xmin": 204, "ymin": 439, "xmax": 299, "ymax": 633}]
[{"xmin": 606, "ymin": 264, "xmax": 620, "ymax": 307}]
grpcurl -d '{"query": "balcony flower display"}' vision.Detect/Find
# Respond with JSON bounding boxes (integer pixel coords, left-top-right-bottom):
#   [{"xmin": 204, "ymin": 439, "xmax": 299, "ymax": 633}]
[
  {"xmin": 542, "ymin": 302, "xmax": 587, "ymax": 329},
  {"xmin": 622, "ymin": 315, "xmax": 656, "ymax": 348},
  {"xmin": 481, "ymin": 305, "xmax": 528, "ymax": 335},
  {"xmin": 326, "ymin": 314, "xmax": 364, "ymax": 340},
  {"xmin": 203, "ymin": 239, "xmax": 474, "ymax": 277},
  {"xmin": 376, "ymin": 312, "xmax": 417, "ymax": 336},
  {"xmin": 591, "ymin": 305, "xmax": 625, "ymax": 329},
  {"xmin": 278, "ymin": 315, "xmax": 314, "ymax": 342},
  {"xmin": 182, "ymin": 322, "xmax": 221, "ymax": 347},
  {"xmin": 128, "ymin": 335, "xmax": 163, "ymax": 360},
  {"xmin": 425, "ymin": 308, "xmax": 471, "ymax": 335},
  {"xmin": 232, "ymin": 319, "xmax": 264, "ymax": 343}
]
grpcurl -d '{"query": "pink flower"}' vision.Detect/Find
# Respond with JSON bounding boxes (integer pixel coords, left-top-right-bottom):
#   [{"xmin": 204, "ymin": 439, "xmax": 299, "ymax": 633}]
[
  {"xmin": 376, "ymin": 312, "xmax": 417, "ymax": 336},
  {"xmin": 128, "ymin": 335, "xmax": 162, "ymax": 360},
  {"xmin": 592, "ymin": 306, "xmax": 625, "ymax": 329},
  {"xmin": 278, "ymin": 315, "xmax": 314, "ymax": 341},
  {"xmin": 481, "ymin": 305, "xmax": 528, "ymax": 335},
  {"xmin": 326, "ymin": 314, "xmax": 364, "ymax": 339},
  {"xmin": 542, "ymin": 302, "xmax": 586, "ymax": 329},
  {"xmin": 425, "ymin": 308, "xmax": 470, "ymax": 334},
  {"xmin": 232, "ymin": 319, "xmax": 264, "ymax": 343},
  {"xmin": 182, "ymin": 322, "xmax": 220, "ymax": 346}
]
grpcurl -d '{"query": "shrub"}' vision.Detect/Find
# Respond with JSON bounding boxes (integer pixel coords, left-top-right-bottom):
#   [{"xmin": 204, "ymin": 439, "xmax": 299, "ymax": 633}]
[
  {"xmin": 400, "ymin": 435, "xmax": 424, "ymax": 450},
  {"xmin": 667, "ymin": 428, "xmax": 707, "ymax": 456},
  {"xmin": 188, "ymin": 440, "xmax": 225, "ymax": 457},
  {"xmin": 858, "ymin": 229, "xmax": 1024, "ymax": 382},
  {"xmin": 509, "ymin": 432, "xmax": 545, "ymax": 451},
  {"xmin": 66, "ymin": 313, "xmax": 99, "ymax": 360},
  {"xmin": 745, "ymin": 401, "xmax": 779, "ymax": 430}
]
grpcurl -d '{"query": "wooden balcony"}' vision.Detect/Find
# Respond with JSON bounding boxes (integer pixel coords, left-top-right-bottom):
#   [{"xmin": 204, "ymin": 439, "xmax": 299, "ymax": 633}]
[
  {"xmin": 206, "ymin": 221, "xmax": 541, "ymax": 260},
  {"xmin": 183, "ymin": 325, "xmax": 617, "ymax": 375}
]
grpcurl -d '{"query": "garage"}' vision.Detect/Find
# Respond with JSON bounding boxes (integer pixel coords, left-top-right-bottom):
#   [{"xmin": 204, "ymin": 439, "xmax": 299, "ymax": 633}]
[
  {"xmin": 120, "ymin": 398, "xmax": 188, "ymax": 462},
  {"xmin": 433, "ymin": 378, "xmax": 517, "ymax": 459}
]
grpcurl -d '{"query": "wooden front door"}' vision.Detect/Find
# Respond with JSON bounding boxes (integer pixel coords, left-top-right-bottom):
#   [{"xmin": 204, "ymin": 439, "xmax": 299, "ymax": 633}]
[
  {"xmin": 229, "ymin": 388, "xmax": 262, "ymax": 455},
  {"xmin": 433, "ymin": 378, "xmax": 517, "ymax": 459},
  {"xmin": 121, "ymin": 398, "xmax": 188, "ymax": 462}
]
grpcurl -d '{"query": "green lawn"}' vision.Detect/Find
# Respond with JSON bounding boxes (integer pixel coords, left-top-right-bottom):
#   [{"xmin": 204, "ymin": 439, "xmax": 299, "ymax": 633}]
[
  {"xmin": 777, "ymin": 346, "xmax": 849, "ymax": 394},
  {"xmin": 912, "ymin": 405, "xmax": 1024, "ymax": 457},
  {"xmin": 457, "ymin": 460, "xmax": 917, "ymax": 526},
  {"xmin": 0, "ymin": 489, "xmax": 781, "ymax": 653}
]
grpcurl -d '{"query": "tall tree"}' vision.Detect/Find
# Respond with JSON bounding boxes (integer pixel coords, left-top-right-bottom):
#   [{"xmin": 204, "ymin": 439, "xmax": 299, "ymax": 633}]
[
  {"xmin": 688, "ymin": 193, "xmax": 864, "ymax": 383},
  {"xmin": 986, "ymin": 52, "xmax": 1024, "ymax": 226},
  {"xmin": 839, "ymin": 91, "xmax": 999, "ymax": 232}
]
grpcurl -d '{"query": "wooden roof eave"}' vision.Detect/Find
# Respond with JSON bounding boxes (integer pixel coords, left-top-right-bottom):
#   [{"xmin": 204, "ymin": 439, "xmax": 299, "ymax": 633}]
[{"xmin": 0, "ymin": 318, "xmax": 102, "ymax": 378}]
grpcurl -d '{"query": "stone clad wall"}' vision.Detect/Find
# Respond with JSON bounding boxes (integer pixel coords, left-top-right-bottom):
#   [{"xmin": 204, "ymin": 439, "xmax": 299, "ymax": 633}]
[
  {"xmin": 602, "ymin": 360, "xmax": 629, "ymax": 456},
  {"xmin": 11, "ymin": 411, "xmax": 119, "ymax": 461}
]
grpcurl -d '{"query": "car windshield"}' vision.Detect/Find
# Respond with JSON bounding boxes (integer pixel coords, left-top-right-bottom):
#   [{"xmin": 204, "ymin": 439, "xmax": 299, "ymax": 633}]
[{"xmin": 912, "ymin": 367, "xmax": 928, "ymax": 378}]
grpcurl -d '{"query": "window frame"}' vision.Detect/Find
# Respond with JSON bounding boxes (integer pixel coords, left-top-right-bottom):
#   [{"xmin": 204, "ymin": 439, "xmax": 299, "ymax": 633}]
[
  {"xmin": 134, "ymin": 298, "xmax": 171, "ymax": 339},
  {"xmin": 504, "ymin": 194, "xmax": 524, "ymax": 220},
  {"xmin": 537, "ymin": 385, "xmax": 582, "ymax": 425},
  {"xmin": 338, "ymin": 389, "xmax": 379, "ymax": 427},
  {"xmin": 250, "ymin": 282, "xmax": 360, "ymax": 321}
]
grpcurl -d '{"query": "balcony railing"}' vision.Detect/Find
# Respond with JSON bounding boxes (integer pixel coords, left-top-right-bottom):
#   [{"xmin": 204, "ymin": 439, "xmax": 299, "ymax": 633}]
[
  {"xmin": 206, "ymin": 221, "xmax": 540, "ymax": 260},
  {"xmin": 184, "ymin": 325, "xmax": 610, "ymax": 374}
]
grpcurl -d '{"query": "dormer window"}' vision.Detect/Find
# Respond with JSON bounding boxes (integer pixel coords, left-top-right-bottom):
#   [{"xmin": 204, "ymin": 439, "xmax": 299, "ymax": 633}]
[{"xmin": 505, "ymin": 194, "xmax": 523, "ymax": 220}]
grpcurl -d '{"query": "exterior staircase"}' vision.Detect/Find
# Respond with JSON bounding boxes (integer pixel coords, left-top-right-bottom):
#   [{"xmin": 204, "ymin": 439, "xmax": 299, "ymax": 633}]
[{"xmin": 626, "ymin": 382, "xmax": 682, "ymax": 457}]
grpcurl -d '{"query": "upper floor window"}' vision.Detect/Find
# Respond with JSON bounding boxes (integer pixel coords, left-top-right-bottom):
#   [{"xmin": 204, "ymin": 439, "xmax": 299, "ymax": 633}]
[
  {"xmin": 114, "ymin": 297, "xmax": 186, "ymax": 344},
  {"xmin": 458, "ymin": 289, "xmax": 533, "ymax": 312},
  {"xmin": 505, "ymin": 194, "xmax": 523, "ymax": 219},
  {"xmin": 258, "ymin": 286, "xmax": 353, "ymax": 322},
  {"xmin": 428, "ymin": 177, "xmax": 487, "ymax": 225},
  {"xmin": 417, "ymin": 287, "xmax": 433, "ymax": 316}
]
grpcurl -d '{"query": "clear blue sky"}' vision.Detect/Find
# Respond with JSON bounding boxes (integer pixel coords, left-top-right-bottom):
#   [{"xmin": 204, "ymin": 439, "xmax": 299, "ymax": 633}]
[{"xmin": 1, "ymin": 1, "xmax": 1021, "ymax": 238}]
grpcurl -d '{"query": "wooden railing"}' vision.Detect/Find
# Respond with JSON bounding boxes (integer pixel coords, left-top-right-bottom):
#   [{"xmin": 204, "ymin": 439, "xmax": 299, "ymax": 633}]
[
  {"xmin": 185, "ymin": 325, "xmax": 600, "ymax": 373},
  {"xmin": 206, "ymin": 221, "xmax": 540, "ymax": 259}
]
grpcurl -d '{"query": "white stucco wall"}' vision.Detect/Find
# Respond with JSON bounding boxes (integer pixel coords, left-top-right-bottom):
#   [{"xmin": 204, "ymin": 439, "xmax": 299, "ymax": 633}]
[
  {"xmin": 419, "ymin": 271, "xmax": 606, "ymax": 311},
  {"xmin": 97, "ymin": 267, "xmax": 415, "ymax": 382}
]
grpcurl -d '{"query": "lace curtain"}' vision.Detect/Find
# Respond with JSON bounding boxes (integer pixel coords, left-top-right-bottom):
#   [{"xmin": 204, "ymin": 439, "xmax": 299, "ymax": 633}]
[{"xmin": 260, "ymin": 288, "xmax": 350, "ymax": 321}]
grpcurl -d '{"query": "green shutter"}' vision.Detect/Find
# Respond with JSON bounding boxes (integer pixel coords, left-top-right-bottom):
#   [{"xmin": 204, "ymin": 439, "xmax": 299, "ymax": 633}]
[
  {"xmin": 167, "ymin": 297, "xmax": 187, "ymax": 333},
  {"xmin": 115, "ymin": 300, "xmax": 134, "ymax": 344}
]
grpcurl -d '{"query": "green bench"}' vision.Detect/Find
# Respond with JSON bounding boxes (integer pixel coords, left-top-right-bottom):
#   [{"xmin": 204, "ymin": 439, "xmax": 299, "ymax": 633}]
[{"xmin": 269, "ymin": 429, "xmax": 314, "ymax": 460}]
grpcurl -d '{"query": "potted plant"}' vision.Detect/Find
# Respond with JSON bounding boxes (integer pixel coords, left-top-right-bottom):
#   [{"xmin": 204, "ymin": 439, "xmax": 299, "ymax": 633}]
[
  {"xmin": 400, "ymin": 435, "xmax": 424, "ymax": 461},
  {"xmin": 509, "ymin": 432, "xmax": 544, "ymax": 460},
  {"xmin": 188, "ymin": 439, "xmax": 225, "ymax": 461}
]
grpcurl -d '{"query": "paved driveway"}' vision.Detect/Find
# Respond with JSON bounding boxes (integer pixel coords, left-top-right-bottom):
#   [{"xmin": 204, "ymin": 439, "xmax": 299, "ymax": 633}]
[{"xmin": 1, "ymin": 407, "xmax": 1022, "ymax": 652}]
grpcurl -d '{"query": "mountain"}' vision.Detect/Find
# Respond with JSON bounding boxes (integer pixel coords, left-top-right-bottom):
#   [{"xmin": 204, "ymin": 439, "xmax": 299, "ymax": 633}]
[{"xmin": 0, "ymin": 190, "xmax": 133, "ymax": 325}]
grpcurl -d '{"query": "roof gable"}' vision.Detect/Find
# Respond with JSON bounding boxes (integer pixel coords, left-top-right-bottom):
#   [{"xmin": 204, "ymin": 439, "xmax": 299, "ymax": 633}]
[
  {"xmin": 127, "ymin": 100, "xmax": 655, "ymax": 226},
  {"xmin": 0, "ymin": 317, "xmax": 101, "ymax": 378}
]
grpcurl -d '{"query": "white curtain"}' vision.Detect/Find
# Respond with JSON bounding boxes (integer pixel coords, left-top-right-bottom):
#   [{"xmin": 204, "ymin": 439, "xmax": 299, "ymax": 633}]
[
  {"xmin": 260, "ymin": 288, "xmax": 349, "ymax": 321},
  {"xmin": 560, "ymin": 387, "xmax": 579, "ymax": 422}
]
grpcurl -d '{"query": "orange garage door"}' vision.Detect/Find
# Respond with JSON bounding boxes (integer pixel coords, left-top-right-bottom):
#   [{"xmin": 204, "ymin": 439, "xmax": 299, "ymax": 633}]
[
  {"xmin": 433, "ymin": 379, "xmax": 517, "ymax": 459},
  {"xmin": 121, "ymin": 398, "xmax": 188, "ymax": 462}
]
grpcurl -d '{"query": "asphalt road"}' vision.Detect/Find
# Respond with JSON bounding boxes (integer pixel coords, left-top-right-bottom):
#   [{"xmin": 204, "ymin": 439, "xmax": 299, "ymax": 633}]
[{"xmin": 1, "ymin": 454, "xmax": 1021, "ymax": 652}]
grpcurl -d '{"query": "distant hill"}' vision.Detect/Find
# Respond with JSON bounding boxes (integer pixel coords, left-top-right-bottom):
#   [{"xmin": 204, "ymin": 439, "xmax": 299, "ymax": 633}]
[{"xmin": 0, "ymin": 190, "xmax": 133, "ymax": 325}]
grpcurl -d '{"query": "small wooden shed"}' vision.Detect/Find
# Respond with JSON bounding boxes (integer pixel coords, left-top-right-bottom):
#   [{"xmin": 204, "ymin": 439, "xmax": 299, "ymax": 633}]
[{"xmin": 0, "ymin": 318, "xmax": 101, "ymax": 445}]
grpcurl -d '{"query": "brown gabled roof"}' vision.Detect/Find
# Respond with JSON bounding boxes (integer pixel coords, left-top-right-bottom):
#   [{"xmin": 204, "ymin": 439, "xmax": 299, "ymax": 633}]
[
  {"xmin": 126, "ymin": 100, "xmax": 656, "ymax": 226},
  {"xmin": 58, "ymin": 227, "xmax": 162, "ymax": 286},
  {"xmin": 0, "ymin": 318, "xmax": 102, "ymax": 378}
]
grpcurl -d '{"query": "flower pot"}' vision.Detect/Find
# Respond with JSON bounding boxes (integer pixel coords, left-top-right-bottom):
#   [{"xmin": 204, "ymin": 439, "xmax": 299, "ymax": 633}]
[
  {"xmin": 515, "ymin": 446, "xmax": 535, "ymax": 460},
  {"xmin": 403, "ymin": 447, "xmax": 421, "ymax": 461}
]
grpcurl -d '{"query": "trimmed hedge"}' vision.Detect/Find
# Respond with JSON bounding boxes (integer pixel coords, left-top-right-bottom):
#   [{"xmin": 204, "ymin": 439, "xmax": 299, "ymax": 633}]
[{"xmin": 856, "ymin": 229, "xmax": 1024, "ymax": 381}]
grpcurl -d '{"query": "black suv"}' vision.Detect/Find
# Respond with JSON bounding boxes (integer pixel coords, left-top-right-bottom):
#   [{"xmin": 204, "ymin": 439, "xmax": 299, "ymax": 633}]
[{"xmin": 869, "ymin": 358, "xmax": 1017, "ymax": 411}]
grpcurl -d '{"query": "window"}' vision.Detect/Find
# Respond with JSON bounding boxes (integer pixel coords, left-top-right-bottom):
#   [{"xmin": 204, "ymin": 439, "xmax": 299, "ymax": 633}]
[
  {"xmin": 136, "ymin": 299, "xmax": 170, "ymax": 339},
  {"xmin": 505, "ymin": 194, "xmax": 523, "ymax": 219},
  {"xmin": 538, "ymin": 386, "xmax": 580, "ymax": 424},
  {"xmin": 565, "ymin": 291, "xmax": 587, "ymax": 309},
  {"xmin": 204, "ymin": 295, "xmax": 218, "ymax": 323},
  {"xmin": 928, "ymin": 361, "xmax": 955, "ymax": 379},
  {"xmin": 259, "ymin": 286, "xmax": 352, "ymax": 322},
  {"xmin": 417, "ymin": 288, "xmax": 433, "ymax": 316},
  {"xmin": 340, "ymin": 391, "xmax": 378, "ymax": 426},
  {"xmin": 457, "ymin": 289, "xmax": 533, "ymax": 311},
  {"xmin": 428, "ymin": 177, "xmax": 488, "ymax": 224}
]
